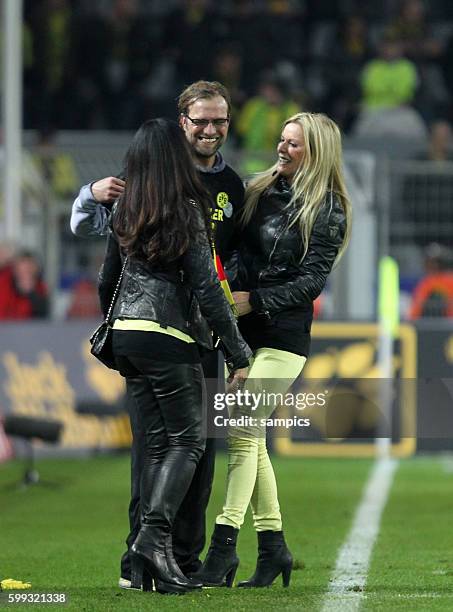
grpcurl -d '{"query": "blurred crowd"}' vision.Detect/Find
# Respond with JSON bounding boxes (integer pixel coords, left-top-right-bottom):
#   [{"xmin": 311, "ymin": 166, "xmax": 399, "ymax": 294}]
[
  {"xmin": 3, "ymin": 0, "xmax": 453, "ymax": 322},
  {"xmin": 22, "ymin": 0, "xmax": 453, "ymax": 141},
  {"xmin": 0, "ymin": 244, "xmax": 49, "ymax": 320},
  {"xmin": 0, "ymin": 241, "xmax": 102, "ymax": 321}
]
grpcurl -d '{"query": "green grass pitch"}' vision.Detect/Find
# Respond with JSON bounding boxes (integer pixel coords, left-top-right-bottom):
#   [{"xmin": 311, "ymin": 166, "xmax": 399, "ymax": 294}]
[{"xmin": 1, "ymin": 454, "xmax": 452, "ymax": 611}]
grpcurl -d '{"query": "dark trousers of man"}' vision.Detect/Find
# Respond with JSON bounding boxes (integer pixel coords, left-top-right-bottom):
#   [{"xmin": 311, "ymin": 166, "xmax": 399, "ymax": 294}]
[{"xmin": 120, "ymin": 348, "xmax": 220, "ymax": 579}]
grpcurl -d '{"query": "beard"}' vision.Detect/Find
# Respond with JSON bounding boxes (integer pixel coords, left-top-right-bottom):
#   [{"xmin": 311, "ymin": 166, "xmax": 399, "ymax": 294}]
[{"xmin": 194, "ymin": 138, "xmax": 223, "ymax": 157}]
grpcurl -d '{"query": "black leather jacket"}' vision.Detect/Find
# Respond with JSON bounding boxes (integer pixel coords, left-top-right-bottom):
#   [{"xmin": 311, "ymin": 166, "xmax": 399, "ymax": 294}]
[
  {"xmin": 98, "ymin": 206, "xmax": 251, "ymax": 371},
  {"xmin": 235, "ymin": 178, "xmax": 348, "ymax": 317}
]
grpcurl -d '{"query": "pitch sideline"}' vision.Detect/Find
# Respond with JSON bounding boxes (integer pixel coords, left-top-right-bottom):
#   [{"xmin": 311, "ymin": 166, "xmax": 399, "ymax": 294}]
[{"xmin": 320, "ymin": 458, "xmax": 398, "ymax": 612}]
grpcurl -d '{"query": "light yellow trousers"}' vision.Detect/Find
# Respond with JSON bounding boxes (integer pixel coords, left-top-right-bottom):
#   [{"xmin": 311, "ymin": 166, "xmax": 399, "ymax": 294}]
[{"xmin": 216, "ymin": 347, "xmax": 306, "ymax": 531}]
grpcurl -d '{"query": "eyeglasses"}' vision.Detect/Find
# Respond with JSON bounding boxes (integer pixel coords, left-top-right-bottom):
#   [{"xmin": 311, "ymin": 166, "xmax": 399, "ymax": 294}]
[{"xmin": 184, "ymin": 114, "xmax": 230, "ymax": 127}]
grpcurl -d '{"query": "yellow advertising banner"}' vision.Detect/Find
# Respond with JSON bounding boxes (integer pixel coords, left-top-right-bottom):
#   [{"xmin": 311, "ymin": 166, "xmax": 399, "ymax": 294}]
[
  {"xmin": 273, "ymin": 323, "xmax": 417, "ymax": 458},
  {"xmin": 0, "ymin": 321, "xmax": 131, "ymax": 452}
]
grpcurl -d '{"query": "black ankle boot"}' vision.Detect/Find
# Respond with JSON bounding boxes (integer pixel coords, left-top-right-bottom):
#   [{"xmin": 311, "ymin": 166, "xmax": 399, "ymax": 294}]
[
  {"xmin": 196, "ymin": 524, "xmax": 239, "ymax": 587},
  {"xmin": 237, "ymin": 531, "xmax": 293, "ymax": 588},
  {"xmin": 132, "ymin": 526, "xmax": 193, "ymax": 594}
]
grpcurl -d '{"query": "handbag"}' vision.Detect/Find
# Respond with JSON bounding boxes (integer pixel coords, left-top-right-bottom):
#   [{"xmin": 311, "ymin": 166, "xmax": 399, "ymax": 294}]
[{"xmin": 89, "ymin": 257, "xmax": 128, "ymax": 370}]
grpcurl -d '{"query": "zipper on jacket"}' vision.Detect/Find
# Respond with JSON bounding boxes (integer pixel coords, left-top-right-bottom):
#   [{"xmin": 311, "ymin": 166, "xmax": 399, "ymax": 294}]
[
  {"xmin": 268, "ymin": 215, "xmax": 291, "ymax": 267},
  {"xmin": 268, "ymin": 227, "xmax": 284, "ymax": 263}
]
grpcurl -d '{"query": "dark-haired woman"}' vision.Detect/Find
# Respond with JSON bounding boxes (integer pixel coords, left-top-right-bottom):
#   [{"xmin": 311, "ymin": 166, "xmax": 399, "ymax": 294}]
[{"xmin": 98, "ymin": 118, "xmax": 250, "ymax": 595}]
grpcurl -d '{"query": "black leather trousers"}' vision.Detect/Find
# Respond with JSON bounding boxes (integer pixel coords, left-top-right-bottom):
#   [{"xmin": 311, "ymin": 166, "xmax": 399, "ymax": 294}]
[
  {"xmin": 120, "ymin": 350, "xmax": 219, "ymax": 578},
  {"xmin": 117, "ymin": 357, "xmax": 206, "ymax": 551}
]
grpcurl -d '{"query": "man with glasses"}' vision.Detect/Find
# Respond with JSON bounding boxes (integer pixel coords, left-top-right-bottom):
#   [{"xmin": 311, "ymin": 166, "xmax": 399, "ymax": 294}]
[{"xmin": 71, "ymin": 81, "xmax": 244, "ymax": 588}]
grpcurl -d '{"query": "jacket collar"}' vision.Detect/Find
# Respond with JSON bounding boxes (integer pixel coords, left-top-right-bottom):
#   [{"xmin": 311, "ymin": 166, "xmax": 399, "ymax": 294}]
[
  {"xmin": 266, "ymin": 176, "xmax": 292, "ymax": 200},
  {"xmin": 196, "ymin": 152, "xmax": 226, "ymax": 174},
  {"xmin": 277, "ymin": 175, "xmax": 291, "ymax": 193}
]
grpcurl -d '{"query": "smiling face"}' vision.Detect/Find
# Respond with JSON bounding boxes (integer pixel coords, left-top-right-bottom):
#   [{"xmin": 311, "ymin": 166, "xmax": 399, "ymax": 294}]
[
  {"xmin": 179, "ymin": 96, "xmax": 230, "ymax": 168},
  {"xmin": 277, "ymin": 122, "xmax": 305, "ymax": 183}
]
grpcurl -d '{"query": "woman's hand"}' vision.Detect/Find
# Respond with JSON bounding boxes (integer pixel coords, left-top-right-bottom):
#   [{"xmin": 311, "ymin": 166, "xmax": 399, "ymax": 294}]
[
  {"xmin": 226, "ymin": 367, "xmax": 249, "ymax": 393},
  {"xmin": 232, "ymin": 291, "xmax": 252, "ymax": 316}
]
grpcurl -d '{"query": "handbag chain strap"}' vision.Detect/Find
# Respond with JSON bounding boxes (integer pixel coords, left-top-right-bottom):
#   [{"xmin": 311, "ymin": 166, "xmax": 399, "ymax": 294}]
[{"xmin": 105, "ymin": 256, "xmax": 128, "ymax": 325}]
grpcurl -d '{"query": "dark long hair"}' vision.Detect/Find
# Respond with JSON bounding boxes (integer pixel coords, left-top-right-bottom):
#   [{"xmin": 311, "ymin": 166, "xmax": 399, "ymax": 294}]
[{"xmin": 113, "ymin": 118, "xmax": 212, "ymax": 264}]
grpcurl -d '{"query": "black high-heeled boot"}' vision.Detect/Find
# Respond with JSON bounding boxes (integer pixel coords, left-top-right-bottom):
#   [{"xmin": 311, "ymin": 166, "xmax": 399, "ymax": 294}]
[
  {"xmin": 157, "ymin": 535, "xmax": 202, "ymax": 590},
  {"xmin": 130, "ymin": 535, "xmax": 202, "ymax": 592},
  {"xmin": 130, "ymin": 555, "xmax": 154, "ymax": 591},
  {"xmin": 132, "ymin": 526, "xmax": 193, "ymax": 594},
  {"xmin": 195, "ymin": 524, "xmax": 239, "ymax": 587},
  {"xmin": 237, "ymin": 531, "xmax": 293, "ymax": 588}
]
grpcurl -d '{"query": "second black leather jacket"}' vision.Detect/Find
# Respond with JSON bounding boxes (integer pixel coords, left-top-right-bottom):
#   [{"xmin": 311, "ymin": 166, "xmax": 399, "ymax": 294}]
[
  {"xmin": 98, "ymin": 206, "xmax": 251, "ymax": 371},
  {"xmin": 234, "ymin": 178, "xmax": 348, "ymax": 317}
]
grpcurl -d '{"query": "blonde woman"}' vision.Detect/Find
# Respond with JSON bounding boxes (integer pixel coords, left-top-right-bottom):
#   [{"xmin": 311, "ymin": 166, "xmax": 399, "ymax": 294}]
[{"xmin": 198, "ymin": 112, "xmax": 352, "ymax": 588}]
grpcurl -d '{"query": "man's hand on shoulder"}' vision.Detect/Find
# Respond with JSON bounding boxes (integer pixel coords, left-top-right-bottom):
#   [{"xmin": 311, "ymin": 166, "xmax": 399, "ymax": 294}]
[{"xmin": 91, "ymin": 177, "xmax": 125, "ymax": 203}]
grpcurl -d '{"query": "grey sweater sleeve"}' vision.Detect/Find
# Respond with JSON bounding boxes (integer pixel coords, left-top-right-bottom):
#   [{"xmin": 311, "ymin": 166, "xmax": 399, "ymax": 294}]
[{"xmin": 70, "ymin": 184, "xmax": 110, "ymax": 237}]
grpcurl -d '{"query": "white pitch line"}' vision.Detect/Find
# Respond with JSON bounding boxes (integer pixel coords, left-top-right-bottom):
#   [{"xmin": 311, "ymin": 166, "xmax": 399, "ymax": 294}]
[{"xmin": 321, "ymin": 458, "xmax": 398, "ymax": 612}]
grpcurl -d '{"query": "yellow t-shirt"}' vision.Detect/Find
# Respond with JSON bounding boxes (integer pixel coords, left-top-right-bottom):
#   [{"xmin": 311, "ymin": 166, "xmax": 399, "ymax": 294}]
[{"xmin": 113, "ymin": 319, "xmax": 195, "ymax": 344}]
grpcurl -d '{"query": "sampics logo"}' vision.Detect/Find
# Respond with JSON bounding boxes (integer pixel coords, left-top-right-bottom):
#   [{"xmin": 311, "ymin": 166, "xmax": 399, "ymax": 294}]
[{"xmin": 273, "ymin": 323, "xmax": 417, "ymax": 457}]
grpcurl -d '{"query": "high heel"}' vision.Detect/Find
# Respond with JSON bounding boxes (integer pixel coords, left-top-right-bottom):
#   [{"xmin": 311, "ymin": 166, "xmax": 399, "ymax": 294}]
[
  {"xmin": 132, "ymin": 526, "xmax": 192, "ymax": 594},
  {"xmin": 237, "ymin": 530, "xmax": 293, "ymax": 588},
  {"xmin": 195, "ymin": 524, "xmax": 240, "ymax": 587},
  {"xmin": 281, "ymin": 561, "xmax": 292, "ymax": 587},
  {"xmin": 224, "ymin": 561, "xmax": 239, "ymax": 587},
  {"xmin": 130, "ymin": 554, "xmax": 154, "ymax": 591}
]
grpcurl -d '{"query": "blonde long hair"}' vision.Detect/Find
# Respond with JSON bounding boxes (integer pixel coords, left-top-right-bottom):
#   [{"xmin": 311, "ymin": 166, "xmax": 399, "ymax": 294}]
[{"xmin": 241, "ymin": 112, "xmax": 352, "ymax": 263}]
